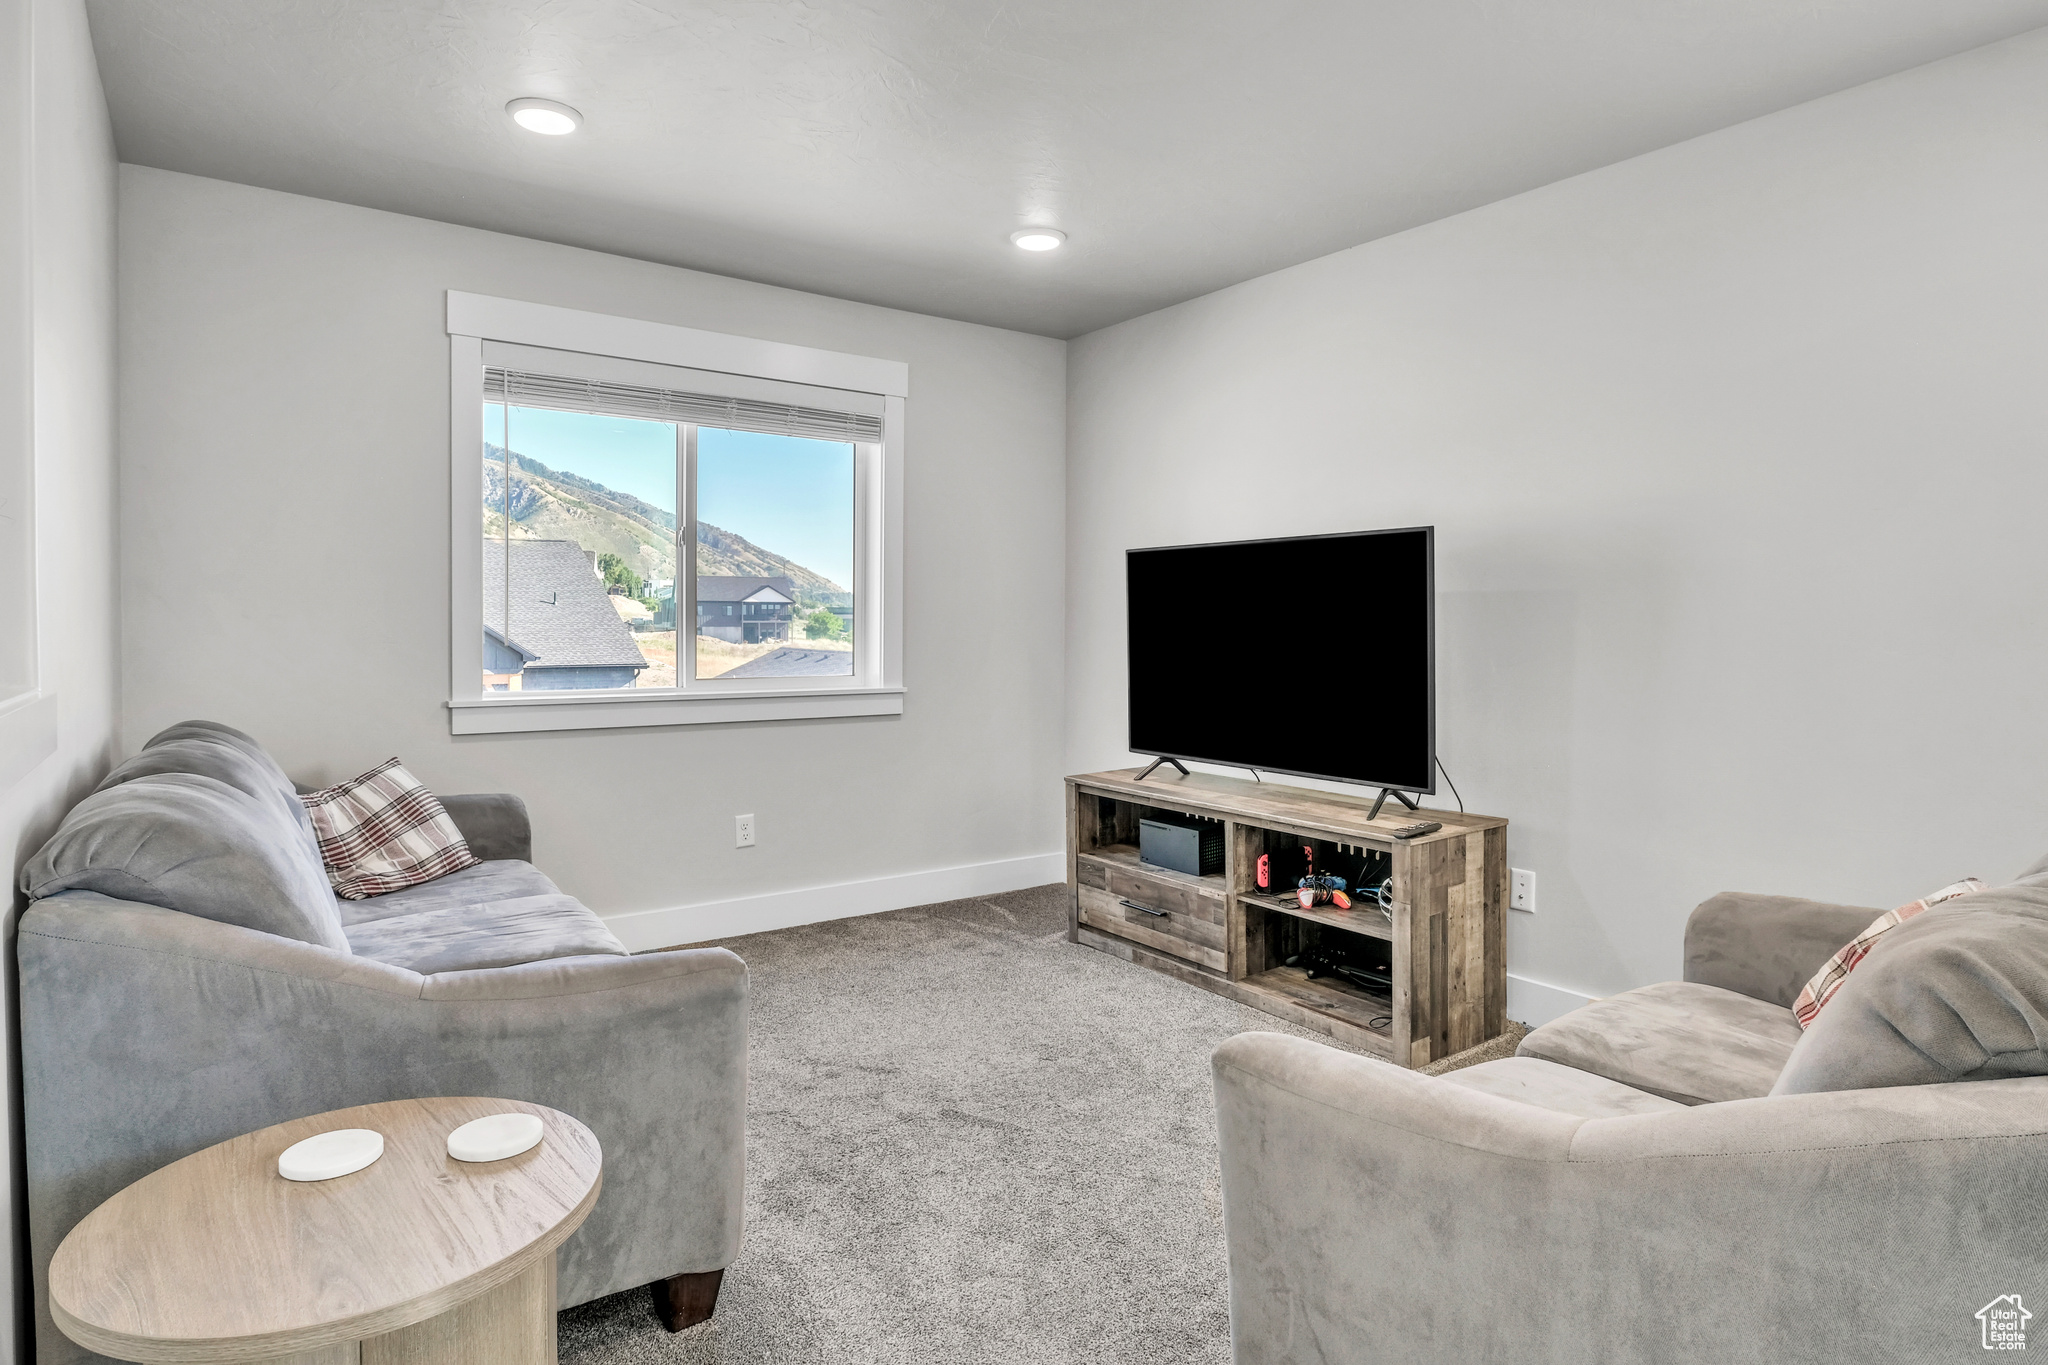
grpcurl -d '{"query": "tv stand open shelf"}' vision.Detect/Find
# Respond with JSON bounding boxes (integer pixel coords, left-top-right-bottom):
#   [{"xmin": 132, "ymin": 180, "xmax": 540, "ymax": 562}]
[
  {"xmin": 1236, "ymin": 890, "xmax": 1393, "ymax": 941},
  {"xmin": 1066, "ymin": 768, "xmax": 1508, "ymax": 1068}
]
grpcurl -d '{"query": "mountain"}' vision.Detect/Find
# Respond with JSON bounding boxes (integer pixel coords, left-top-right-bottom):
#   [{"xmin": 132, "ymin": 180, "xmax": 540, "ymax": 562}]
[
  {"xmin": 491, "ymin": 445, "xmax": 676, "ymax": 532},
  {"xmin": 483, "ymin": 445, "xmax": 846, "ymax": 600}
]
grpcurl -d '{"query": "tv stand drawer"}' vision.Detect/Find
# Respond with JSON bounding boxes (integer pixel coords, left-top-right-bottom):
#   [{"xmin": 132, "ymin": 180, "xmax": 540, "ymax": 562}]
[{"xmin": 1077, "ymin": 882, "xmax": 1226, "ymax": 972}]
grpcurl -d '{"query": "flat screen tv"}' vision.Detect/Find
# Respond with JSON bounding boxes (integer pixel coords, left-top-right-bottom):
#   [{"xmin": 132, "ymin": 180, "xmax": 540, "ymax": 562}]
[{"xmin": 1127, "ymin": 527, "xmax": 1434, "ymax": 793}]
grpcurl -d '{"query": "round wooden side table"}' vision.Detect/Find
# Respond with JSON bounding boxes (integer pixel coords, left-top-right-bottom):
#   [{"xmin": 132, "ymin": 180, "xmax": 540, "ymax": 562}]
[{"xmin": 49, "ymin": 1096, "xmax": 602, "ymax": 1365}]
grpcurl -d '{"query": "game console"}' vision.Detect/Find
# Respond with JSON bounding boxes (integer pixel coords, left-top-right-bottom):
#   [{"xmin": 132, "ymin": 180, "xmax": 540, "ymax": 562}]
[{"xmin": 1139, "ymin": 816, "xmax": 1224, "ymax": 877}]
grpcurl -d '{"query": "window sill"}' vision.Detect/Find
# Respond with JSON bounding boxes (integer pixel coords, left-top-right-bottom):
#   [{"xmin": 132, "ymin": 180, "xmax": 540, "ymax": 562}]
[{"xmin": 447, "ymin": 687, "xmax": 905, "ymax": 735}]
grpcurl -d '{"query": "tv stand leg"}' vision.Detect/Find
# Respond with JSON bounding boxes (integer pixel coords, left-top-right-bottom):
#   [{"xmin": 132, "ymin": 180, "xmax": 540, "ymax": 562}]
[
  {"xmin": 1368, "ymin": 787, "xmax": 1420, "ymax": 821},
  {"xmin": 1135, "ymin": 757, "xmax": 1189, "ymax": 781}
]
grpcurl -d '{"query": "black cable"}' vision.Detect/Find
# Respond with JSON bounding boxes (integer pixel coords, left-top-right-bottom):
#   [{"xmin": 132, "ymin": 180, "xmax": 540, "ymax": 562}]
[{"xmin": 1435, "ymin": 756, "xmax": 1464, "ymax": 813}]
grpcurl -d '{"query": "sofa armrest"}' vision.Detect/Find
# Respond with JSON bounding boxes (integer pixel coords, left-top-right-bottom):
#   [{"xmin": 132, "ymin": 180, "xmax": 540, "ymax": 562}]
[
  {"xmin": 1214, "ymin": 1030, "xmax": 2048, "ymax": 1365},
  {"xmin": 439, "ymin": 792, "xmax": 531, "ymax": 863},
  {"xmin": 1681, "ymin": 891, "xmax": 1879, "ymax": 1007},
  {"xmin": 20, "ymin": 894, "xmax": 745, "ymax": 1364}
]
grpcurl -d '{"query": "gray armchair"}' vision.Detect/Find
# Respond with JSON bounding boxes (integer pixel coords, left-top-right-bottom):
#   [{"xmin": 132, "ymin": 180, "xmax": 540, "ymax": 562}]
[
  {"xmin": 1214, "ymin": 887, "xmax": 2048, "ymax": 1365},
  {"xmin": 18, "ymin": 723, "xmax": 747, "ymax": 1365}
]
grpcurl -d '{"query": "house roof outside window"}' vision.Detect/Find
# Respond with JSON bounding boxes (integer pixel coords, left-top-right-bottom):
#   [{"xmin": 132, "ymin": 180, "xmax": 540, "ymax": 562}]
[
  {"xmin": 483, "ymin": 539, "xmax": 650, "ymax": 672},
  {"xmin": 697, "ymin": 575, "xmax": 796, "ymax": 605}
]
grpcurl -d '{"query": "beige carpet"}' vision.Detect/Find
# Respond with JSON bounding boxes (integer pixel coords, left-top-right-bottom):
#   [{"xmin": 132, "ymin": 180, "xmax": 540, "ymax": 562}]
[{"xmin": 558, "ymin": 883, "xmax": 1518, "ymax": 1364}]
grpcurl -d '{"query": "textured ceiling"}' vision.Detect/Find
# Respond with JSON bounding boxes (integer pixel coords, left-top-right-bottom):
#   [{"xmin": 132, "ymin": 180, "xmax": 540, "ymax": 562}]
[{"xmin": 86, "ymin": 1, "xmax": 2048, "ymax": 337}]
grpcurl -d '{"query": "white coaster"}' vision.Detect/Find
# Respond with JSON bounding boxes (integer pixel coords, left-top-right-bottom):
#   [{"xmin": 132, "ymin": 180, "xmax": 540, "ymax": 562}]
[
  {"xmin": 277, "ymin": 1129, "xmax": 384, "ymax": 1182},
  {"xmin": 447, "ymin": 1112, "xmax": 544, "ymax": 1163}
]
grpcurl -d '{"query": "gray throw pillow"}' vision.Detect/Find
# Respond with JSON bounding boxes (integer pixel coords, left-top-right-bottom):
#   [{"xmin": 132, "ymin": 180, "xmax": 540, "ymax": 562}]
[
  {"xmin": 1772, "ymin": 881, "xmax": 2048, "ymax": 1094},
  {"xmin": 21, "ymin": 772, "xmax": 351, "ymax": 952}
]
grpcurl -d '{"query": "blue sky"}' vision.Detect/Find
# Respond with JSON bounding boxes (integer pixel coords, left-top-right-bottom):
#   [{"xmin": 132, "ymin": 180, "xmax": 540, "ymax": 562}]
[
  {"xmin": 698, "ymin": 428, "xmax": 854, "ymax": 590},
  {"xmin": 488, "ymin": 404, "xmax": 854, "ymax": 588},
  {"xmin": 488, "ymin": 405, "xmax": 676, "ymax": 511}
]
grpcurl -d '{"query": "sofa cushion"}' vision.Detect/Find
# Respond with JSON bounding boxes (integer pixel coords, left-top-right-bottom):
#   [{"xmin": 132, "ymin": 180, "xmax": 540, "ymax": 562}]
[
  {"xmin": 1439, "ymin": 1056, "xmax": 1687, "ymax": 1119},
  {"xmin": 339, "ymin": 859, "xmax": 561, "ymax": 927},
  {"xmin": 20, "ymin": 772, "xmax": 350, "ymax": 952},
  {"xmin": 343, "ymin": 893, "xmax": 628, "ymax": 973},
  {"xmin": 1517, "ymin": 980, "xmax": 1802, "ymax": 1105},
  {"xmin": 94, "ymin": 722, "xmax": 341, "ymax": 943},
  {"xmin": 1773, "ymin": 880, "xmax": 2048, "ymax": 1095},
  {"xmin": 99, "ymin": 722, "xmax": 313, "ymax": 836}
]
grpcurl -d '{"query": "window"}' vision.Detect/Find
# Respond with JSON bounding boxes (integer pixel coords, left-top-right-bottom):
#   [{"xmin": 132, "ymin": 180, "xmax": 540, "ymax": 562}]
[{"xmin": 447, "ymin": 294, "xmax": 904, "ymax": 733}]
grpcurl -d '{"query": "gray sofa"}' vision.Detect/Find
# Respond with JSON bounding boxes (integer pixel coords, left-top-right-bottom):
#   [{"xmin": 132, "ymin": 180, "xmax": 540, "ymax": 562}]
[
  {"xmin": 1214, "ymin": 876, "xmax": 2048, "ymax": 1365},
  {"xmin": 17, "ymin": 722, "xmax": 747, "ymax": 1365}
]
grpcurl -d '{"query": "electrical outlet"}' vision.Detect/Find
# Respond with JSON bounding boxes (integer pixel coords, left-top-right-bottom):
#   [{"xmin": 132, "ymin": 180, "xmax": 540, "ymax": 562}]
[
  {"xmin": 1510, "ymin": 868, "xmax": 1536, "ymax": 913},
  {"xmin": 735, "ymin": 814, "xmax": 756, "ymax": 848}
]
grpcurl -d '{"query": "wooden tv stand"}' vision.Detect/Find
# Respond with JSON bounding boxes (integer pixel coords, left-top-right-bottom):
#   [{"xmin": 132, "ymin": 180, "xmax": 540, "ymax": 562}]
[{"xmin": 1065, "ymin": 768, "xmax": 1508, "ymax": 1068}]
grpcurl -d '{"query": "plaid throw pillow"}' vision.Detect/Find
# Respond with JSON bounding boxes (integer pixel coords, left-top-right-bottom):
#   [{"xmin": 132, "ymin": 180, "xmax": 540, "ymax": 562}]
[
  {"xmin": 1792, "ymin": 878, "xmax": 1987, "ymax": 1028},
  {"xmin": 298, "ymin": 758, "xmax": 480, "ymax": 900}
]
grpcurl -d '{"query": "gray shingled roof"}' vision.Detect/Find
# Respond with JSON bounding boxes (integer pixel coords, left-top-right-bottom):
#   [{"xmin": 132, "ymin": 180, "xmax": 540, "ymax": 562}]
[
  {"xmin": 697, "ymin": 575, "xmax": 796, "ymax": 604},
  {"xmin": 718, "ymin": 647, "xmax": 854, "ymax": 678},
  {"xmin": 483, "ymin": 539, "xmax": 649, "ymax": 671}
]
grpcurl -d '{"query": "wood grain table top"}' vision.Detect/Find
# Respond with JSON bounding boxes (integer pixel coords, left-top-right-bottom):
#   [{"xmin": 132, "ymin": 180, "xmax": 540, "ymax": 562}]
[{"xmin": 49, "ymin": 1097, "xmax": 603, "ymax": 1363}]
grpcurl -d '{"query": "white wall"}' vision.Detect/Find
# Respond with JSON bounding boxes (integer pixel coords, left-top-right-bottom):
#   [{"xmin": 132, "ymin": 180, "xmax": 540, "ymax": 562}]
[
  {"xmin": 118, "ymin": 168, "xmax": 1067, "ymax": 946},
  {"xmin": 1066, "ymin": 28, "xmax": 2048, "ymax": 1012},
  {"xmin": 0, "ymin": 1, "xmax": 120, "ymax": 1359}
]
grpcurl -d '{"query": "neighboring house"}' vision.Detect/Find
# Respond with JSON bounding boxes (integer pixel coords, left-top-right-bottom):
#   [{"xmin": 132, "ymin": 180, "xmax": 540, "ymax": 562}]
[
  {"xmin": 482, "ymin": 625, "xmax": 539, "ymax": 690},
  {"xmin": 640, "ymin": 579, "xmax": 676, "ymax": 629},
  {"xmin": 483, "ymin": 539, "xmax": 650, "ymax": 690},
  {"xmin": 697, "ymin": 575, "xmax": 796, "ymax": 644}
]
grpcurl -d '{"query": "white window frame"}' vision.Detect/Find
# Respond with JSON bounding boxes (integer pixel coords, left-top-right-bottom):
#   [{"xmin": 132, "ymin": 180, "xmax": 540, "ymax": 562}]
[{"xmin": 446, "ymin": 291, "xmax": 906, "ymax": 734}]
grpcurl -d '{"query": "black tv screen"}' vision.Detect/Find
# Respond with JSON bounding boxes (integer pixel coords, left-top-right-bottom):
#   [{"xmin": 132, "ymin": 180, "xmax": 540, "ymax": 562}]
[{"xmin": 1127, "ymin": 528, "xmax": 1434, "ymax": 792}]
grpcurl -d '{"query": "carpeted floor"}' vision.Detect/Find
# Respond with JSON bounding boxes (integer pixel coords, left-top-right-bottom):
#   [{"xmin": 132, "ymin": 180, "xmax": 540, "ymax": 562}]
[{"xmin": 558, "ymin": 883, "xmax": 1519, "ymax": 1364}]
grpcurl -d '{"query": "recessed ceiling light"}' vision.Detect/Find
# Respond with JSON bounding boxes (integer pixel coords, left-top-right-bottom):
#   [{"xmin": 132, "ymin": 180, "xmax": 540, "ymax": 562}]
[
  {"xmin": 1010, "ymin": 227, "xmax": 1066, "ymax": 252},
  {"xmin": 507, "ymin": 98, "xmax": 581, "ymax": 136}
]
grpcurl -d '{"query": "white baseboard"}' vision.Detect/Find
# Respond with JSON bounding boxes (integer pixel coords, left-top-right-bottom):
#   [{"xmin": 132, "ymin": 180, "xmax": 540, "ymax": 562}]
[
  {"xmin": 603, "ymin": 851, "xmax": 1067, "ymax": 952},
  {"xmin": 1507, "ymin": 973, "xmax": 1597, "ymax": 1028},
  {"xmin": 609, "ymin": 866, "xmax": 1604, "ymax": 1028}
]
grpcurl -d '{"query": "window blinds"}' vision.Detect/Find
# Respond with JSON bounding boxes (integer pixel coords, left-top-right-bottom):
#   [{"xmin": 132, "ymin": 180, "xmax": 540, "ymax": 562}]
[{"xmin": 484, "ymin": 367, "xmax": 884, "ymax": 444}]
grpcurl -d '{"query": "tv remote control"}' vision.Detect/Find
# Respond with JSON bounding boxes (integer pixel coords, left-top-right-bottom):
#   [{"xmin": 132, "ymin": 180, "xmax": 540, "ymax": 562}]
[{"xmin": 1391, "ymin": 821, "xmax": 1442, "ymax": 840}]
